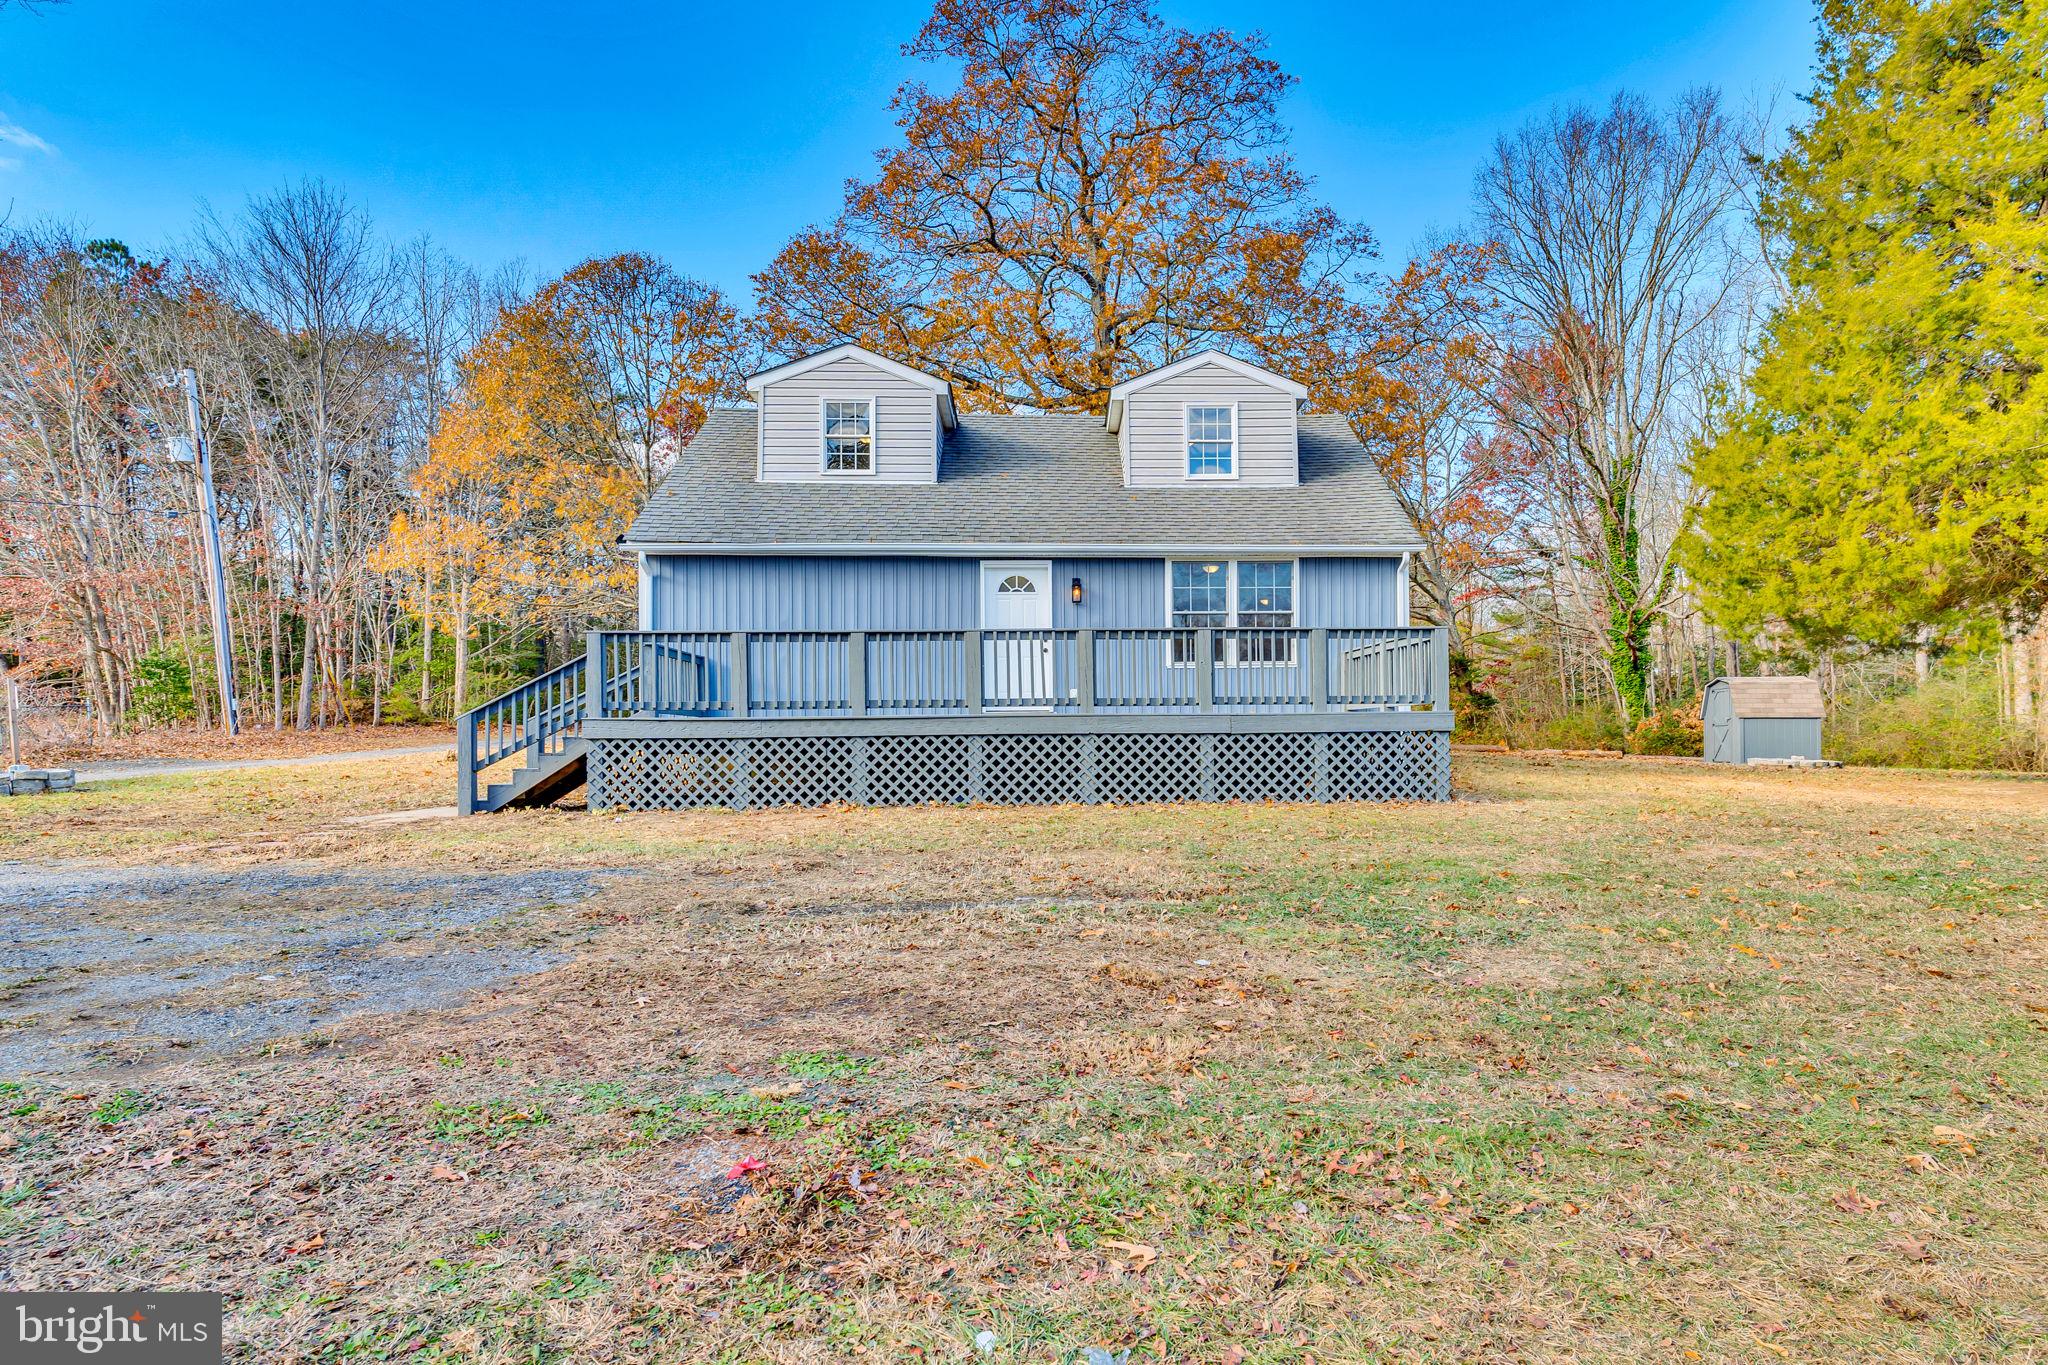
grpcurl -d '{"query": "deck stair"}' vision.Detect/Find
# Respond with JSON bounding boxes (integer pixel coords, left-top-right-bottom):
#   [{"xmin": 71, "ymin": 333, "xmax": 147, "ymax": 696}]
[{"xmin": 457, "ymin": 654, "xmax": 592, "ymax": 814}]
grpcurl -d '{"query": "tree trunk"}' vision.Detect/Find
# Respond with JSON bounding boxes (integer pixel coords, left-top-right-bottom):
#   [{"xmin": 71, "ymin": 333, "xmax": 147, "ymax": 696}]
[{"xmin": 452, "ymin": 579, "xmax": 471, "ymax": 718}]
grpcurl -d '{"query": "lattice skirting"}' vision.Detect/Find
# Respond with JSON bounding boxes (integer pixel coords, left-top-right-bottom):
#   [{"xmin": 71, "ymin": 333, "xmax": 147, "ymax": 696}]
[{"xmin": 588, "ymin": 729, "xmax": 1450, "ymax": 810}]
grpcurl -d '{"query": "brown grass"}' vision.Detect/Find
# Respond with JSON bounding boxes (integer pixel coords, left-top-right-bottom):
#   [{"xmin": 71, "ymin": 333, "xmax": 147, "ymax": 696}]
[{"xmin": 1, "ymin": 754, "xmax": 2044, "ymax": 1362}]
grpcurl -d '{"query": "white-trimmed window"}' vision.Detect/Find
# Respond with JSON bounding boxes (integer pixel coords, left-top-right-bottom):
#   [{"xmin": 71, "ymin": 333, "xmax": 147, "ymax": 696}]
[
  {"xmin": 822, "ymin": 398, "xmax": 875, "ymax": 472},
  {"xmin": 1169, "ymin": 559, "xmax": 1295, "ymax": 662},
  {"xmin": 1185, "ymin": 403, "xmax": 1237, "ymax": 478}
]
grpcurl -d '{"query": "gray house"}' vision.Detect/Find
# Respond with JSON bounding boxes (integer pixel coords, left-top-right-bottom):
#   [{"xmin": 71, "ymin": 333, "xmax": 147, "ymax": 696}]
[
  {"xmin": 458, "ymin": 345, "xmax": 1452, "ymax": 812},
  {"xmin": 1702, "ymin": 676, "xmax": 1825, "ymax": 764}
]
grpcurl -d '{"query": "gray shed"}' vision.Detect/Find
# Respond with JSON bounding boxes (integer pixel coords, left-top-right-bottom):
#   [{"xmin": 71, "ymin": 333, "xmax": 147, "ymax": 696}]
[{"xmin": 1702, "ymin": 676, "xmax": 1825, "ymax": 763}]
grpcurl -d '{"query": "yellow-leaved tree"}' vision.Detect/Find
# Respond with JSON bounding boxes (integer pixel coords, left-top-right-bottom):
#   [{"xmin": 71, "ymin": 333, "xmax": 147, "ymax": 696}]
[{"xmin": 378, "ymin": 253, "xmax": 748, "ymax": 711}]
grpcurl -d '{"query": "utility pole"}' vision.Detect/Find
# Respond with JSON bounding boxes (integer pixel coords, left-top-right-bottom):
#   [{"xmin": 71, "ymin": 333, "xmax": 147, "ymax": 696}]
[{"xmin": 168, "ymin": 368, "xmax": 240, "ymax": 735}]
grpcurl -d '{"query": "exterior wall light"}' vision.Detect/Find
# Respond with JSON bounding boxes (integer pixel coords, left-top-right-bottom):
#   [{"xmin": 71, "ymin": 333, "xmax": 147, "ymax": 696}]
[{"xmin": 1070, "ymin": 577, "xmax": 1084, "ymax": 605}]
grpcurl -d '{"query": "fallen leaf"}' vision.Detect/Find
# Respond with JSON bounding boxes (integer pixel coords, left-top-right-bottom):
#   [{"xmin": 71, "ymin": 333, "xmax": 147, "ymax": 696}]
[
  {"xmin": 1930, "ymin": 1125, "xmax": 1976, "ymax": 1154},
  {"xmin": 1099, "ymin": 1238, "xmax": 1159, "ymax": 1271},
  {"xmin": 1830, "ymin": 1188, "xmax": 1878, "ymax": 1214},
  {"xmin": 428, "ymin": 1163, "xmax": 467, "ymax": 1183},
  {"xmin": 1886, "ymin": 1236, "xmax": 1932, "ymax": 1263},
  {"xmin": 726, "ymin": 1158, "xmax": 768, "ymax": 1180},
  {"xmin": 288, "ymin": 1231, "xmax": 326, "ymax": 1255},
  {"xmin": 748, "ymin": 1083, "xmax": 802, "ymax": 1101}
]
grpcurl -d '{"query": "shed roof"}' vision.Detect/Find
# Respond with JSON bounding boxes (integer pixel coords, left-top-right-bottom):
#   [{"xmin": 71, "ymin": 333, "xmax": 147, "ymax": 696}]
[
  {"xmin": 1712, "ymin": 676, "xmax": 1824, "ymax": 719},
  {"xmin": 623, "ymin": 409, "xmax": 1424, "ymax": 553}
]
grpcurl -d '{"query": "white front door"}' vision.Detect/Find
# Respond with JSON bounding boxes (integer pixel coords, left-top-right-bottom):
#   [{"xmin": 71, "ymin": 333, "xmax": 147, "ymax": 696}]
[{"xmin": 980, "ymin": 560, "xmax": 1054, "ymax": 708}]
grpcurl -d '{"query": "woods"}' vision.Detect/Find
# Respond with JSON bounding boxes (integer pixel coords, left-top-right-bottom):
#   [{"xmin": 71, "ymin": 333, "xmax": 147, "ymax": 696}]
[{"xmin": 1, "ymin": 0, "xmax": 2042, "ymax": 766}]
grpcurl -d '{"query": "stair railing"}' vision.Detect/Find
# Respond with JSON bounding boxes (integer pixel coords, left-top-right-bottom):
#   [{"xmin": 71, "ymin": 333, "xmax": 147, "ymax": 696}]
[{"xmin": 456, "ymin": 654, "xmax": 588, "ymax": 815}]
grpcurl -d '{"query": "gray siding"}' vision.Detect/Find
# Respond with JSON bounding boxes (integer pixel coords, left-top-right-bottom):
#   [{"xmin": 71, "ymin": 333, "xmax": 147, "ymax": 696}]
[
  {"xmin": 1300, "ymin": 557, "xmax": 1405, "ymax": 628},
  {"xmin": 645, "ymin": 555, "xmax": 976, "ymax": 631},
  {"xmin": 1053, "ymin": 559, "xmax": 1162, "ymax": 629},
  {"xmin": 642, "ymin": 554, "xmax": 1409, "ymax": 633},
  {"xmin": 756, "ymin": 355, "xmax": 939, "ymax": 483},
  {"xmin": 1122, "ymin": 361, "xmax": 1299, "ymax": 487},
  {"xmin": 1740, "ymin": 717, "xmax": 1824, "ymax": 762}
]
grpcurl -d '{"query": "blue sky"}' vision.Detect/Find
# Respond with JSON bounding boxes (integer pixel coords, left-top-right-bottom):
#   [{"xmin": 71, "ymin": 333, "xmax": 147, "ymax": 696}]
[{"xmin": 0, "ymin": 1, "xmax": 1817, "ymax": 295}]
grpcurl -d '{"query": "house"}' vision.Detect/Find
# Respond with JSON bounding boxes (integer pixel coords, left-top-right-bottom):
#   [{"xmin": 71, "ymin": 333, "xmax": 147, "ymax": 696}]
[
  {"xmin": 1702, "ymin": 676, "xmax": 1825, "ymax": 764},
  {"xmin": 457, "ymin": 344, "xmax": 1452, "ymax": 812}
]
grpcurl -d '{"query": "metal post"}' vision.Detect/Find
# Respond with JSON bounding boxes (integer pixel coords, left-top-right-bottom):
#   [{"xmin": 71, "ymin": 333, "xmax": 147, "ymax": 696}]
[
  {"xmin": 2, "ymin": 661, "xmax": 18, "ymax": 767},
  {"xmin": 1195, "ymin": 629, "xmax": 1216, "ymax": 713},
  {"xmin": 179, "ymin": 370, "xmax": 238, "ymax": 735},
  {"xmin": 1075, "ymin": 628, "xmax": 1096, "ymax": 713}
]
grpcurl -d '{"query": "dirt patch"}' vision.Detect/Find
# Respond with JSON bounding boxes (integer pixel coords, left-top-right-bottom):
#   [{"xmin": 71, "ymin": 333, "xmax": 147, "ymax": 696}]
[
  {"xmin": 0, "ymin": 863, "xmax": 623, "ymax": 1077},
  {"xmin": 27, "ymin": 723, "xmax": 455, "ymax": 766}
]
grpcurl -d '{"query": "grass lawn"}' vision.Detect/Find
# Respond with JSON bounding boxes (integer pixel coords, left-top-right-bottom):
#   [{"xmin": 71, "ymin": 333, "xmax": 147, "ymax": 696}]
[{"xmin": 1, "ymin": 754, "xmax": 2043, "ymax": 1362}]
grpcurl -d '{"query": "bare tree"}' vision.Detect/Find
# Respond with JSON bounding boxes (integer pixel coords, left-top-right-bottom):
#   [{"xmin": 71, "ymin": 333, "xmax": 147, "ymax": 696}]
[
  {"xmin": 198, "ymin": 180, "xmax": 399, "ymax": 728},
  {"xmin": 1474, "ymin": 90, "xmax": 1749, "ymax": 722}
]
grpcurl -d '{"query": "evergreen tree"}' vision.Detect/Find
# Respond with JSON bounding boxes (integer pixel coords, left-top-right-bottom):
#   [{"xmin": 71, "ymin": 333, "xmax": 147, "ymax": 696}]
[{"xmin": 1689, "ymin": 0, "xmax": 2046, "ymax": 647}]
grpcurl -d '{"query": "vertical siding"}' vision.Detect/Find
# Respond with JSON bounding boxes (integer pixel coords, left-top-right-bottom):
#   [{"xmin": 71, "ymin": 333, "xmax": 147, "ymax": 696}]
[
  {"xmin": 758, "ymin": 355, "xmax": 939, "ymax": 483},
  {"xmin": 1052, "ymin": 559, "xmax": 1162, "ymax": 628},
  {"xmin": 1123, "ymin": 362, "xmax": 1299, "ymax": 487},
  {"xmin": 1298, "ymin": 558, "xmax": 1405, "ymax": 628},
  {"xmin": 646, "ymin": 556, "xmax": 976, "ymax": 631},
  {"xmin": 642, "ymin": 554, "xmax": 1410, "ymax": 633},
  {"xmin": 1740, "ymin": 717, "xmax": 1824, "ymax": 762}
]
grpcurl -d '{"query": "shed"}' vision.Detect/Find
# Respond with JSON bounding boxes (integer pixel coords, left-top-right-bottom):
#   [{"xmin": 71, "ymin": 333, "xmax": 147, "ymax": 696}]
[{"xmin": 1702, "ymin": 676, "xmax": 1825, "ymax": 764}]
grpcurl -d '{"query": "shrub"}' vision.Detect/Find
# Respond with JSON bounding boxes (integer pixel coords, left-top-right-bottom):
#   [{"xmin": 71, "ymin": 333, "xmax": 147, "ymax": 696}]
[
  {"xmin": 1631, "ymin": 706, "xmax": 1704, "ymax": 756},
  {"xmin": 131, "ymin": 647, "xmax": 196, "ymax": 725},
  {"xmin": 1532, "ymin": 707, "xmax": 1626, "ymax": 751},
  {"xmin": 1829, "ymin": 671, "xmax": 2039, "ymax": 771}
]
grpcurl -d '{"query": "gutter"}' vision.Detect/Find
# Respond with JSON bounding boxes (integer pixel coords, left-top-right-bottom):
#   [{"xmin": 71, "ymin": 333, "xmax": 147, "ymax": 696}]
[{"xmin": 620, "ymin": 540, "xmax": 1428, "ymax": 557}]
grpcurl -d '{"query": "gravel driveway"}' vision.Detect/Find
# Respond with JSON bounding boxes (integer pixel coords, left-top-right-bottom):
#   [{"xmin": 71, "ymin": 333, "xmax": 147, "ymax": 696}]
[{"xmin": 0, "ymin": 862, "xmax": 621, "ymax": 1077}]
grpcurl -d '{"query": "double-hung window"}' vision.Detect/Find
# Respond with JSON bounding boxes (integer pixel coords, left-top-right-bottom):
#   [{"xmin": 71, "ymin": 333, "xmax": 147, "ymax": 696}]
[
  {"xmin": 822, "ymin": 398, "xmax": 875, "ymax": 472},
  {"xmin": 1169, "ymin": 559, "xmax": 1295, "ymax": 663},
  {"xmin": 1185, "ymin": 404, "xmax": 1236, "ymax": 478}
]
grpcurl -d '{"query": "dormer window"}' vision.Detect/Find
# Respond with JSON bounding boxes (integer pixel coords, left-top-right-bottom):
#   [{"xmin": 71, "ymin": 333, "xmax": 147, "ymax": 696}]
[
  {"xmin": 1185, "ymin": 403, "xmax": 1237, "ymax": 479},
  {"xmin": 822, "ymin": 398, "xmax": 875, "ymax": 473}
]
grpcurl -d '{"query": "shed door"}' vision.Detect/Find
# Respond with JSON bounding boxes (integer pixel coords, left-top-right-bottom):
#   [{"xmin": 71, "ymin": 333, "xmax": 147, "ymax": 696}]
[
  {"xmin": 1704, "ymin": 687, "xmax": 1735, "ymax": 763},
  {"xmin": 980, "ymin": 561, "xmax": 1053, "ymax": 708}
]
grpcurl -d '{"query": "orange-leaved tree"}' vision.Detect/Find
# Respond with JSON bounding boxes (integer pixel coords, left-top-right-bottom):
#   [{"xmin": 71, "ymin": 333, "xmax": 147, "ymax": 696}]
[
  {"xmin": 380, "ymin": 254, "xmax": 748, "ymax": 694},
  {"xmin": 752, "ymin": 0, "xmax": 1388, "ymax": 413}
]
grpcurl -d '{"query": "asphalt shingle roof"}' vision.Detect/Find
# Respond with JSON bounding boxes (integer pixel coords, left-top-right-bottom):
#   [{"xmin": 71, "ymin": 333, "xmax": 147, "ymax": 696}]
[{"xmin": 624, "ymin": 410, "xmax": 1423, "ymax": 552}]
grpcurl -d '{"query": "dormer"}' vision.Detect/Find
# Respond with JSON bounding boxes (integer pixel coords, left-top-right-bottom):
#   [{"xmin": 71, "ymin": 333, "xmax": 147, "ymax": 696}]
[
  {"xmin": 1105, "ymin": 350, "xmax": 1309, "ymax": 488},
  {"xmin": 746, "ymin": 343, "xmax": 957, "ymax": 484}
]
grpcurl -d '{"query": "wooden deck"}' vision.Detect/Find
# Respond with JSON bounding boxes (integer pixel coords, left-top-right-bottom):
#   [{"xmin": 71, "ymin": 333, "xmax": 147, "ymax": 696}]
[{"xmin": 458, "ymin": 627, "xmax": 1453, "ymax": 812}]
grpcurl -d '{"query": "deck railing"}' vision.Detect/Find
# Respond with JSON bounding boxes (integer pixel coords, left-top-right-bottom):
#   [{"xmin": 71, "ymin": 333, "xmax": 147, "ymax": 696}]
[
  {"xmin": 586, "ymin": 626, "xmax": 1448, "ymax": 721},
  {"xmin": 456, "ymin": 653, "xmax": 589, "ymax": 814}
]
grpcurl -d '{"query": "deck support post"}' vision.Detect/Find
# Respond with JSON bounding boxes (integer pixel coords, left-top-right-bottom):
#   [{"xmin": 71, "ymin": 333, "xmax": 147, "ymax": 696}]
[
  {"xmin": 729, "ymin": 631, "xmax": 750, "ymax": 718},
  {"xmin": 1196, "ymin": 629, "xmax": 1216, "ymax": 713},
  {"xmin": 847, "ymin": 631, "xmax": 867, "ymax": 718},
  {"xmin": 456, "ymin": 713, "xmax": 476, "ymax": 816},
  {"xmin": 1309, "ymin": 629, "xmax": 1330, "ymax": 713},
  {"xmin": 1429, "ymin": 627, "xmax": 1451, "ymax": 713},
  {"xmin": 1076, "ymin": 629, "xmax": 1096, "ymax": 714},
  {"xmin": 585, "ymin": 631, "xmax": 604, "ymax": 721},
  {"xmin": 964, "ymin": 630, "xmax": 984, "ymax": 715}
]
